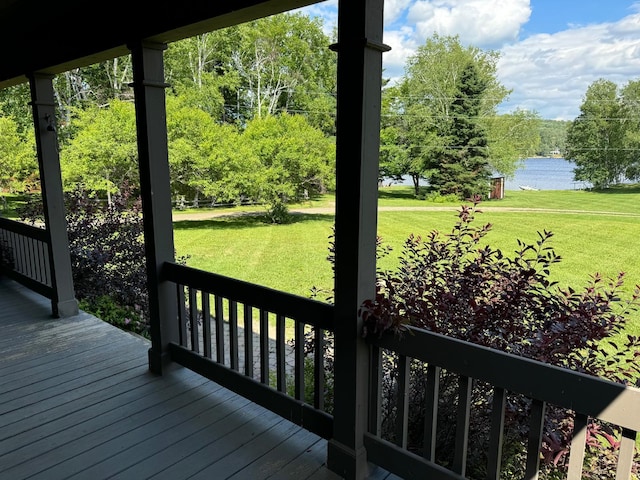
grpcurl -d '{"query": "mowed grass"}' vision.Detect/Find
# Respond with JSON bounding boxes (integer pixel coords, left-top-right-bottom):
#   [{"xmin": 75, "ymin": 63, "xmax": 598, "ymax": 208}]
[
  {"xmin": 173, "ymin": 213, "xmax": 336, "ymax": 300},
  {"xmin": 173, "ymin": 185, "xmax": 640, "ymax": 336},
  {"xmin": 377, "ymin": 183, "xmax": 640, "ymax": 213}
]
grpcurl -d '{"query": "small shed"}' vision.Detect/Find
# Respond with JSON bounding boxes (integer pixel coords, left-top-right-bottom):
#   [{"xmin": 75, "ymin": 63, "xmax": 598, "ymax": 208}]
[{"xmin": 489, "ymin": 176, "xmax": 505, "ymax": 199}]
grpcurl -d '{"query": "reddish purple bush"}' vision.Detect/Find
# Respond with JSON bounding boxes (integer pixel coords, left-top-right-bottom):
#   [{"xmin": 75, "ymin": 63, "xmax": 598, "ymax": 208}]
[
  {"xmin": 20, "ymin": 186, "xmax": 150, "ymax": 336},
  {"xmin": 358, "ymin": 196, "xmax": 640, "ymax": 477}
]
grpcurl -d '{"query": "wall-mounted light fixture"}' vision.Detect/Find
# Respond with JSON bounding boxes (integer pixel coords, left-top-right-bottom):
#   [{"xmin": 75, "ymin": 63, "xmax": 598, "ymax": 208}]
[{"xmin": 44, "ymin": 113, "xmax": 56, "ymax": 132}]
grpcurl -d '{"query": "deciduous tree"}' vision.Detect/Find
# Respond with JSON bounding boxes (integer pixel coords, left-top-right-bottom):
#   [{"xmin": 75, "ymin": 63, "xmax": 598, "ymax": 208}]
[
  {"xmin": 230, "ymin": 13, "xmax": 336, "ymax": 131},
  {"xmin": 485, "ymin": 108, "xmax": 541, "ymax": 178},
  {"xmin": 167, "ymin": 96, "xmax": 258, "ymax": 206},
  {"xmin": 60, "ymin": 100, "xmax": 138, "ymax": 203},
  {"xmin": 0, "ymin": 116, "xmax": 37, "ymax": 194},
  {"xmin": 565, "ymin": 78, "xmax": 636, "ymax": 188},
  {"xmin": 241, "ymin": 113, "xmax": 335, "ymax": 222}
]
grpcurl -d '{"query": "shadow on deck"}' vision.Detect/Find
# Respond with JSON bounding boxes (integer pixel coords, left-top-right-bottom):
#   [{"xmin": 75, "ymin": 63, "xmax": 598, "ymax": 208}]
[{"xmin": 0, "ymin": 278, "xmax": 344, "ymax": 480}]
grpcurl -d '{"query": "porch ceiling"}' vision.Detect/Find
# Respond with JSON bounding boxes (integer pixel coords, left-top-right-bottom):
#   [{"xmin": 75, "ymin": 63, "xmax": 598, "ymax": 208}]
[{"xmin": 0, "ymin": 0, "xmax": 321, "ymax": 89}]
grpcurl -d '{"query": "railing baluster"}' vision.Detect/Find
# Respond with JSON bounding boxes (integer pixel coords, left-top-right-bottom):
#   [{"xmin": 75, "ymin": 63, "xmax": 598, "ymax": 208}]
[
  {"xmin": 566, "ymin": 412, "xmax": 587, "ymax": 480},
  {"xmin": 0, "ymin": 220, "xmax": 54, "ymax": 297},
  {"xmin": 260, "ymin": 308, "xmax": 270, "ymax": 385},
  {"xmin": 16, "ymin": 233, "xmax": 25, "ymax": 273},
  {"xmin": 423, "ymin": 364, "xmax": 440, "ymax": 461},
  {"xmin": 616, "ymin": 427, "xmax": 637, "ymax": 480},
  {"xmin": 229, "ymin": 300, "xmax": 238, "ymax": 370},
  {"xmin": 20, "ymin": 234, "xmax": 28, "ymax": 274},
  {"xmin": 33, "ymin": 239, "xmax": 42, "ymax": 283},
  {"xmin": 42, "ymin": 240, "xmax": 52, "ymax": 286},
  {"xmin": 22, "ymin": 235, "xmax": 32, "ymax": 279},
  {"xmin": 188, "ymin": 286, "xmax": 199, "ymax": 353},
  {"xmin": 28, "ymin": 237, "xmax": 37, "ymax": 280},
  {"xmin": 276, "ymin": 314, "xmax": 286, "ymax": 393},
  {"xmin": 177, "ymin": 285, "xmax": 187, "ymax": 347},
  {"xmin": 394, "ymin": 354, "xmax": 410, "ymax": 448},
  {"xmin": 486, "ymin": 386, "xmax": 506, "ymax": 480},
  {"xmin": 525, "ymin": 398, "xmax": 546, "ymax": 480},
  {"xmin": 294, "ymin": 321, "xmax": 305, "ymax": 401},
  {"xmin": 453, "ymin": 375, "xmax": 472, "ymax": 476},
  {"xmin": 368, "ymin": 345, "xmax": 382, "ymax": 436},
  {"xmin": 9, "ymin": 232, "xmax": 18, "ymax": 270},
  {"xmin": 244, "ymin": 306, "xmax": 254, "ymax": 378},
  {"xmin": 314, "ymin": 327, "xmax": 325, "ymax": 410},
  {"xmin": 215, "ymin": 295, "xmax": 224, "ymax": 363},
  {"xmin": 201, "ymin": 292, "xmax": 211, "ymax": 359}
]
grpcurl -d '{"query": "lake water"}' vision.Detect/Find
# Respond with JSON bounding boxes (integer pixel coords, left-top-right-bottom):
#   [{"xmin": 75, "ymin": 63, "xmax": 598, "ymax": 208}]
[
  {"xmin": 502, "ymin": 157, "xmax": 589, "ymax": 191},
  {"xmin": 392, "ymin": 157, "xmax": 590, "ymax": 191}
]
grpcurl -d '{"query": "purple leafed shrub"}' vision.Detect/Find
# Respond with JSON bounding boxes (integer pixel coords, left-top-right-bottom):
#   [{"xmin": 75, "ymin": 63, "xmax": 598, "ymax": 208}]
[
  {"xmin": 362, "ymin": 197, "xmax": 640, "ymax": 382},
  {"xmin": 21, "ymin": 186, "xmax": 150, "ymax": 337}
]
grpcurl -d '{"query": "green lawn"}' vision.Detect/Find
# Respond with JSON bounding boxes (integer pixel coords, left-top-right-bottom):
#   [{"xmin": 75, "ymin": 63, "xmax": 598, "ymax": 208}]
[
  {"xmin": 173, "ymin": 186, "xmax": 640, "ymax": 336},
  {"xmin": 5, "ymin": 186, "xmax": 639, "ymax": 334}
]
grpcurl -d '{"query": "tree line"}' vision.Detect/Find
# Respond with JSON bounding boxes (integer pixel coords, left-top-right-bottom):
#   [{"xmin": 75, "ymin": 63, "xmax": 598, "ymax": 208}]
[{"xmin": 0, "ymin": 12, "xmax": 636, "ymax": 215}]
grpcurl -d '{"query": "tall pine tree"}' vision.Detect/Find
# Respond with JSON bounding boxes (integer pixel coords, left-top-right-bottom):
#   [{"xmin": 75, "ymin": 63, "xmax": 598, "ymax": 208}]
[{"xmin": 430, "ymin": 62, "xmax": 491, "ymax": 199}]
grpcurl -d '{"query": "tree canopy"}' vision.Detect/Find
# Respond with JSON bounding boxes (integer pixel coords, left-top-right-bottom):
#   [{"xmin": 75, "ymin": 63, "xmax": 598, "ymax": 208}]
[
  {"xmin": 380, "ymin": 34, "xmax": 539, "ymax": 198},
  {"xmin": 0, "ymin": 116, "xmax": 37, "ymax": 194},
  {"xmin": 0, "ymin": 15, "xmax": 572, "ymax": 207},
  {"xmin": 61, "ymin": 100, "xmax": 139, "ymax": 204},
  {"xmin": 565, "ymin": 78, "xmax": 640, "ymax": 188}
]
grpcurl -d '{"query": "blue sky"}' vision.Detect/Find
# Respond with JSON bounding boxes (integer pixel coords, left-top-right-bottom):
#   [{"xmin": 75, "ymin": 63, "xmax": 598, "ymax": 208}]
[
  {"xmin": 524, "ymin": 0, "xmax": 635, "ymax": 35},
  {"xmin": 299, "ymin": 0, "xmax": 640, "ymax": 120}
]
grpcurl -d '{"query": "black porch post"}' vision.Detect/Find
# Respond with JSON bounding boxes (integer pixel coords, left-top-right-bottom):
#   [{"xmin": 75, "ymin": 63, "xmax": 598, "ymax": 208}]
[
  {"xmin": 129, "ymin": 41, "xmax": 179, "ymax": 374},
  {"xmin": 327, "ymin": 0, "xmax": 388, "ymax": 479},
  {"xmin": 27, "ymin": 73, "xmax": 78, "ymax": 318}
]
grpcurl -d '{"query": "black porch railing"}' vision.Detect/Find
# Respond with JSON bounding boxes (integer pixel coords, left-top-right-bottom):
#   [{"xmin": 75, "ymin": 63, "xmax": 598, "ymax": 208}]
[
  {"xmin": 0, "ymin": 217, "xmax": 53, "ymax": 299},
  {"xmin": 365, "ymin": 326, "xmax": 640, "ymax": 479},
  {"xmin": 162, "ymin": 261, "xmax": 335, "ymax": 439}
]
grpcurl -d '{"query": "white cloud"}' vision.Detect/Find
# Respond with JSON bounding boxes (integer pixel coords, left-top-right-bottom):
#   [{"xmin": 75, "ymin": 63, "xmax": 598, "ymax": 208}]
[
  {"xmin": 296, "ymin": 0, "xmax": 338, "ymax": 37},
  {"xmin": 385, "ymin": 0, "xmax": 413, "ymax": 24},
  {"xmin": 498, "ymin": 14, "xmax": 640, "ymax": 119},
  {"xmin": 382, "ymin": 27, "xmax": 418, "ymax": 83},
  {"xmin": 380, "ymin": 0, "xmax": 532, "ymax": 88},
  {"xmin": 300, "ymin": 1, "xmax": 640, "ymax": 120},
  {"xmin": 408, "ymin": 0, "xmax": 531, "ymax": 48}
]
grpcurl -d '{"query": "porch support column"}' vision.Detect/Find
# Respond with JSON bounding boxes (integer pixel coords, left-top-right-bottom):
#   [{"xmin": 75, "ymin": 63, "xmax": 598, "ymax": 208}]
[
  {"xmin": 27, "ymin": 73, "xmax": 78, "ymax": 318},
  {"xmin": 327, "ymin": 1, "xmax": 388, "ymax": 479},
  {"xmin": 129, "ymin": 40, "xmax": 178, "ymax": 374}
]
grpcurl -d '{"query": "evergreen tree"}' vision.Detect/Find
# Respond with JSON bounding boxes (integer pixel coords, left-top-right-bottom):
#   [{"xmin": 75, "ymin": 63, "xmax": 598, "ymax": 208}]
[
  {"xmin": 382, "ymin": 34, "xmax": 512, "ymax": 196},
  {"xmin": 430, "ymin": 62, "xmax": 491, "ymax": 199}
]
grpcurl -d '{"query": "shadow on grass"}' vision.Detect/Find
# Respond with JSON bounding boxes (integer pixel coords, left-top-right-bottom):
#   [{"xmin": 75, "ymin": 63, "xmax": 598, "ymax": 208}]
[
  {"xmin": 173, "ymin": 212, "xmax": 334, "ymax": 231},
  {"xmin": 378, "ymin": 185, "xmax": 432, "ymax": 201},
  {"xmin": 589, "ymin": 184, "xmax": 640, "ymax": 195},
  {"xmin": 378, "ymin": 187, "xmax": 416, "ymax": 201}
]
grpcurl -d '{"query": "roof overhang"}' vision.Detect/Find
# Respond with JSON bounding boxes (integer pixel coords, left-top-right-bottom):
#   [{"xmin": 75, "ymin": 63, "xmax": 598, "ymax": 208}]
[{"xmin": 0, "ymin": 0, "xmax": 322, "ymax": 89}]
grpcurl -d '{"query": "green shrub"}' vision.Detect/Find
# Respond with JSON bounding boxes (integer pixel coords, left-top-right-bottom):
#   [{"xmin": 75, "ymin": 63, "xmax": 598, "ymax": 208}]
[
  {"xmin": 79, "ymin": 295, "xmax": 148, "ymax": 338},
  {"xmin": 265, "ymin": 199, "xmax": 292, "ymax": 224}
]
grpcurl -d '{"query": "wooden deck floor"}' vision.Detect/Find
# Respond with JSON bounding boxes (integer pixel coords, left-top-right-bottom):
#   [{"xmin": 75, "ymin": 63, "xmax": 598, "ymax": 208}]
[{"xmin": 0, "ymin": 278, "xmax": 354, "ymax": 480}]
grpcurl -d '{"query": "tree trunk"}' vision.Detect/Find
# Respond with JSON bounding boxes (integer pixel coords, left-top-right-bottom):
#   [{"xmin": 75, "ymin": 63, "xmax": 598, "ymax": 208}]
[{"xmin": 412, "ymin": 174, "xmax": 420, "ymax": 196}]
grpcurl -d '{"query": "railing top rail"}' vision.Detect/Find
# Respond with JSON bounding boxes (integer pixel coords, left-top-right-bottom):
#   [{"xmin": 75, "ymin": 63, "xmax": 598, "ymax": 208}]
[
  {"xmin": 162, "ymin": 261, "xmax": 334, "ymax": 331},
  {"xmin": 369, "ymin": 325, "xmax": 640, "ymax": 431},
  {"xmin": 0, "ymin": 217, "xmax": 48, "ymax": 242}
]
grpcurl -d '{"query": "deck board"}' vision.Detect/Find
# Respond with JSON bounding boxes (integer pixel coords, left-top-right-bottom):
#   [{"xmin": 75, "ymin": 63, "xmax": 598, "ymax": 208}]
[{"xmin": 0, "ymin": 278, "xmax": 349, "ymax": 480}]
